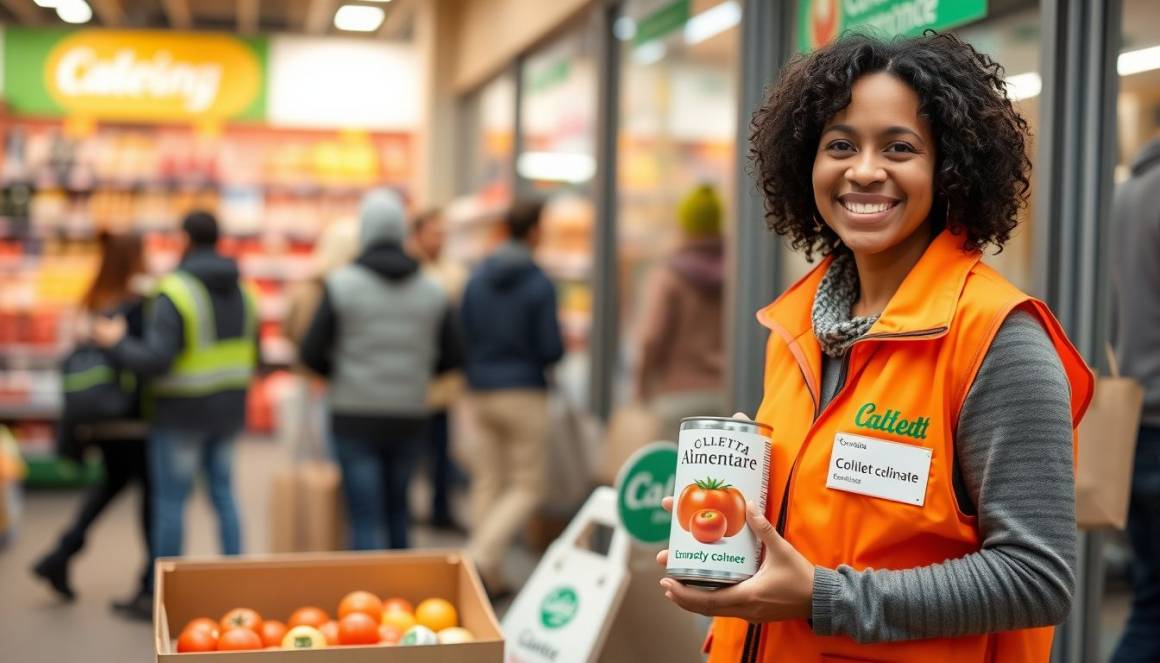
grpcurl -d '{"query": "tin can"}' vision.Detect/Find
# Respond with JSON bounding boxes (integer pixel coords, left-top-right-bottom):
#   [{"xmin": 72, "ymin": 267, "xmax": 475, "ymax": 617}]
[{"xmin": 666, "ymin": 417, "xmax": 771, "ymax": 589}]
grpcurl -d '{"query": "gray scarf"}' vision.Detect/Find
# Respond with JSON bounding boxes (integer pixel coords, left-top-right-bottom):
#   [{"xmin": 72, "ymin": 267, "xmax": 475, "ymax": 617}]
[{"xmin": 812, "ymin": 253, "xmax": 879, "ymax": 358}]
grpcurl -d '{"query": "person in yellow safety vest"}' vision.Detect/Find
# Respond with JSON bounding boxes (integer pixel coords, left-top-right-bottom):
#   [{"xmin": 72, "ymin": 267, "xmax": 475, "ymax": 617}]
[{"xmin": 93, "ymin": 210, "xmax": 259, "ymax": 621}]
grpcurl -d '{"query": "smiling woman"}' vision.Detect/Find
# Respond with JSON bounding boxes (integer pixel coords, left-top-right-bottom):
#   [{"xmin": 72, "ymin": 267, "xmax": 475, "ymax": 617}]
[{"xmin": 658, "ymin": 31, "xmax": 1095, "ymax": 663}]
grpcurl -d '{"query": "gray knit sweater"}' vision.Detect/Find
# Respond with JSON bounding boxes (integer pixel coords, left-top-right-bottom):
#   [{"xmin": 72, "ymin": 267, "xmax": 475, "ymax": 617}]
[{"xmin": 809, "ymin": 308, "xmax": 1077, "ymax": 642}]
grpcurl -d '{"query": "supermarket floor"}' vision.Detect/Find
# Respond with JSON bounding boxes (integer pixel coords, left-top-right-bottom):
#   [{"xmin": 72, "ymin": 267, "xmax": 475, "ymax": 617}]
[
  {"xmin": 0, "ymin": 437, "xmax": 534, "ymax": 663},
  {"xmin": 0, "ymin": 437, "xmax": 1140, "ymax": 663}
]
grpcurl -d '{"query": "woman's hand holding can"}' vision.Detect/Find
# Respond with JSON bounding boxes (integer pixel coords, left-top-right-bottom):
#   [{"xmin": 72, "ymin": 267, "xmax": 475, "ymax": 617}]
[{"xmin": 656, "ymin": 497, "xmax": 816, "ymax": 623}]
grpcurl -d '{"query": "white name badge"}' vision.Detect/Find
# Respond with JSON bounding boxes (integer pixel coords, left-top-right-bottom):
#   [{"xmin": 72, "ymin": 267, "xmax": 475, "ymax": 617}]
[{"xmin": 825, "ymin": 432, "xmax": 932, "ymax": 506}]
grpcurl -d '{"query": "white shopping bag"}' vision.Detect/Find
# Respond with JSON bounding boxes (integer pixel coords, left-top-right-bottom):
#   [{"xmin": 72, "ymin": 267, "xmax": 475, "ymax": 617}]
[{"xmin": 502, "ymin": 487, "xmax": 630, "ymax": 663}]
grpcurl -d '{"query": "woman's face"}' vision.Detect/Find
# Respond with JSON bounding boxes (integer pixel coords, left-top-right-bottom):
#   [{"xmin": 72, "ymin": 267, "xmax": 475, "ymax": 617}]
[{"xmin": 812, "ymin": 72, "xmax": 936, "ymax": 257}]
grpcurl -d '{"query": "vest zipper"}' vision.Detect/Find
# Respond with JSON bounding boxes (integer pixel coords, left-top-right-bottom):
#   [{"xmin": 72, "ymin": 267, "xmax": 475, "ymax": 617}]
[{"xmin": 744, "ymin": 325, "xmax": 947, "ymax": 663}]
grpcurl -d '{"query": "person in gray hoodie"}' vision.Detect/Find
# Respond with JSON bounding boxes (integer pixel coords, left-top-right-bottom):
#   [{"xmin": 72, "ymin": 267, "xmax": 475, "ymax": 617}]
[
  {"xmin": 1111, "ymin": 135, "xmax": 1160, "ymax": 663},
  {"xmin": 300, "ymin": 189, "xmax": 462, "ymax": 550}
]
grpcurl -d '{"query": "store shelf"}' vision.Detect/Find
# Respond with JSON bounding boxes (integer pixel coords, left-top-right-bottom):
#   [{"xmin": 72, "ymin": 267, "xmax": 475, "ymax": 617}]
[
  {"xmin": 0, "ymin": 403, "xmax": 61, "ymax": 420},
  {"xmin": 0, "ymin": 345, "xmax": 64, "ymax": 362}
]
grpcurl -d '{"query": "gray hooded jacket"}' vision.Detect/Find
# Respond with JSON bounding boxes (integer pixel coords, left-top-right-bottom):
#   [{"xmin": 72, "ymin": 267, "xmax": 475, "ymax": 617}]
[{"xmin": 300, "ymin": 190, "xmax": 461, "ymax": 428}]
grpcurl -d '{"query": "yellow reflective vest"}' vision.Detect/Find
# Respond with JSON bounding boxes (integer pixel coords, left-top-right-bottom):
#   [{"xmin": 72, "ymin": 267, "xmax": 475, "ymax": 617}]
[{"xmin": 150, "ymin": 271, "xmax": 258, "ymax": 398}]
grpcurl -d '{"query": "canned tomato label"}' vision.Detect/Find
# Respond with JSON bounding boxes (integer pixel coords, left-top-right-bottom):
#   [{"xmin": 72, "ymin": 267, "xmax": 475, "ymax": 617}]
[{"xmin": 667, "ymin": 417, "xmax": 771, "ymax": 588}]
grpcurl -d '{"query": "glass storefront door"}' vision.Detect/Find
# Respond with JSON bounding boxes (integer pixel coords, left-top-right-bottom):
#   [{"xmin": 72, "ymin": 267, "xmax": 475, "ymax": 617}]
[{"xmin": 613, "ymin": 0, "xmax": 741, "ymax": 411}]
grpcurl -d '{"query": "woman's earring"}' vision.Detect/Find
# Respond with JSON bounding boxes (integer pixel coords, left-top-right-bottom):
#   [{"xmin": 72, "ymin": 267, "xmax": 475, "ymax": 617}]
[{"xmin": 813, "ymin": 213, "xmax": 825, "ymax": 232}]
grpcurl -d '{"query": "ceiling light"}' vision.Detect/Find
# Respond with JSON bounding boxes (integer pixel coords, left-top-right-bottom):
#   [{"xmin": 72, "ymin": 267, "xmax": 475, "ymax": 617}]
[
  {"xmin": 1119, "ymin": 44, "xmax": 1160, "ymax": 76},
  {"xmin": 334, "ymin": 4, "xmax": 385, "ymax": 32},
  {"xmin": 613, "ymin": 17, "xmax": 637, "ymax": 42},
  {"xmin": 632, "ymin": 42, "xmax": 667, "ymax": 66},
  {"xmin": 517, "ymin": 152, "xmax": 597, "ymax": 184},
  {"xmin": 685, "ymin": 1, "xmax": 741, "ymax": 45},
  {"xmin": 56, "ymin": 0, "xmax": 92, "ymax": 24},
  {"xmin": 1005, "ymin": 72, "xmax": 1042, "ymax": 102},
  {"xmin": 33, "ymin": 0, "xmax": 60, "ymax": 7}
]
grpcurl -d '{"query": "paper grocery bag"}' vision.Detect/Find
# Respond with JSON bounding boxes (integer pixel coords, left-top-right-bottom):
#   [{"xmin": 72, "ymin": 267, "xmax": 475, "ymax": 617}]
[
  {"xmin": 1076, "ymin": 348, "xmax": 1143, "ymax": 530},
  {"xmin": 298, "ymin": 461, "xmax": 345, "ymax": 551},
  {"xmin": 600, "ymin": 405, "xmax": 661, "ymax": 485},
  {"xmin": 267, "ymin": 462, "xmax": 346, "ymax": 552}
]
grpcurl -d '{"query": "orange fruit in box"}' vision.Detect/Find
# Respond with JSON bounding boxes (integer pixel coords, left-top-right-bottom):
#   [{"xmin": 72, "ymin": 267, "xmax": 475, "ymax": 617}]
[
  {"xmin": 415, "ymin": 598, "xmax": 458, "ymax": 632},
  {"xmin": 382, "ymin": 597, "xmax": 414, "ymax": 615},
  {"xmin": 319, "ymin": 620, "xmax": 340, "ymax": 646},
  {"xmin": 338, "ymin": 612, "xmax": 381, "ymax": 645},
  {"xmin": 379, "ymin": 624, "xmax": 403, "ymax": 646},
  {"xmin": 220, "ymin": 607, "xmax": 263, "ymax": 635},
  {"xmin": 282, "ymin": 625, "xmax": 328, "ymax": 650},
  {"xmin": 338, "ymin": 590, "xmax": 383, "ymax": 622},
  {"xmin": 217, "ymin": 628, "xmax": 263, "ymax": 651},
  {"xmin": 288, "ymin": 606, "xmax": 330, "ymax": 630},
  {"xmin": 381, "ymin": 607, "xmax": 416, "ymax": 632},
  {"xmin": 181, "ymin": 617, "xmax": 220, "ymax": 639},
  {"xmin": 177, "ymin": 628, "xmax": 218, "ymax": 652},
  {"xmin": 260, "ymin": 620, "xmax": 287, "ymax": 648}
]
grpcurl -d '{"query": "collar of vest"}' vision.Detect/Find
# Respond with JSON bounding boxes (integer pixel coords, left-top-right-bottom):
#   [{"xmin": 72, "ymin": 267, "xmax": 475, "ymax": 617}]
[{"xmin": 757, "ymin": 228, "xmax": 981, "ymax": 340}]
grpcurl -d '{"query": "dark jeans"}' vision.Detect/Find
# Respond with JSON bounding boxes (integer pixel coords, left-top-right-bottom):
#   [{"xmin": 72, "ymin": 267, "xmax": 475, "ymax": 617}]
[
  {"xmin": 428, "ymin": 410, "xmax": 455, "ymax": 523},
  {"xmin": 1113, "ymin": 425, "xmax": 1160, "ymax": 663},
  {"xmin": 52, "ymin": 439, "xmax": 152, "ymax": 591},
  {"xmin": 334, "ymin": 431, "xmax": 422, "ymax": 550}
]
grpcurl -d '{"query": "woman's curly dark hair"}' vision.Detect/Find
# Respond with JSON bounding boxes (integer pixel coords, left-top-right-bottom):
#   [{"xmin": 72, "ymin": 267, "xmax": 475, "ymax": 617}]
[{"xmin": 751, "ymin": 31, "xmax": 1031, "ymax": 259}]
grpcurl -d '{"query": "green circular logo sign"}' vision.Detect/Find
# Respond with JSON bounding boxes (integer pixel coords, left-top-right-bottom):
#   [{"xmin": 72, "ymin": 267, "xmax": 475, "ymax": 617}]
[
  {"xmin": 615, "ymin": 442, "xmax": 678, "ymax": 545},
  {"xmin": 540, "ymin": 587, "xmax": 579, "ymax": 629}
]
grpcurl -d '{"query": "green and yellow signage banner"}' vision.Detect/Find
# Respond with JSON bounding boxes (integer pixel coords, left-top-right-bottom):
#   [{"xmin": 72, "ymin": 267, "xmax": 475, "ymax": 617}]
[
  {"xmin": 5, "ymin": 28, "xmax": 267, "ymax": 122},
  {"xmin": 798, "ymin": 0, "xmax": 987, "ymax": 52}
]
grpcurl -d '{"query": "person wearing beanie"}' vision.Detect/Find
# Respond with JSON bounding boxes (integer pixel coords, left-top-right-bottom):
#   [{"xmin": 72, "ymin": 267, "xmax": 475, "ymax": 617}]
[
  {"xmin": 634, "ymin": 184, "xmax": 728, "ymax": 435},
  {"xmin": 300, "ymin": 189, "xmax": 463, "ymax": 550},
  {"xmin": 92, "ymin": 210, "xmax": 259, "ymax": 620}
]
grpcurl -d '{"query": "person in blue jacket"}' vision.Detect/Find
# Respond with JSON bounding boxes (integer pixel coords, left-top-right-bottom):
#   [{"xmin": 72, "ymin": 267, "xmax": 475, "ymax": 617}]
[{"xmin": 460, "ymin": 198, "xmax": 564, "ymax": 597}]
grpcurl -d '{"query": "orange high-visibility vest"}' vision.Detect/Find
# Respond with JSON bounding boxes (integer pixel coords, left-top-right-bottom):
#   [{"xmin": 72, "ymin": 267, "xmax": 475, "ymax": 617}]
[{"xmin": 706, "ymin": 229, "xmax": 1094, "ymax": 663}]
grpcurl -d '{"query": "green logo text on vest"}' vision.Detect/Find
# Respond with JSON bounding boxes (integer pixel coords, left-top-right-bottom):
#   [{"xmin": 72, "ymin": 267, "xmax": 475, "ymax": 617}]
[{"xmin": 854, "ymin": 402, "xmax": 930, "ymax": 440}]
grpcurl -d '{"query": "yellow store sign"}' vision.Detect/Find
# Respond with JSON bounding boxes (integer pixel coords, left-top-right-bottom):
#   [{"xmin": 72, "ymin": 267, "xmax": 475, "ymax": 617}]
[{"xmin": 7, "ymin": 29, "xmax": 267, "ymax": 122}]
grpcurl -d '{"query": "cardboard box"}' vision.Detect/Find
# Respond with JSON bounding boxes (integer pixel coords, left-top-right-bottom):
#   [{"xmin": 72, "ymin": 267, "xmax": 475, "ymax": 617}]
[{"xmin": 154, "ymin": 550, "xmax": 504, "ymax": 662}]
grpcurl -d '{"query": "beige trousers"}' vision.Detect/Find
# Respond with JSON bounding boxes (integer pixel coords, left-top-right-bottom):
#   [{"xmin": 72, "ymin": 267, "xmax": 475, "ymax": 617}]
[{"xmin": 466, "ymin": 389, "xmax": 548, "ymax": 587}]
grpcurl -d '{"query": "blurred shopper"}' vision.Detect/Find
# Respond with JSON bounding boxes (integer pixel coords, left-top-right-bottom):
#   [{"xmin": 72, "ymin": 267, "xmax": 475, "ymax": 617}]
[
  {"xmin": 409, "ymin": 208, "xmax": 468, "ymax": 531},
  {"xmin": 283, "ymin": 218, "xmax": 359, "ymax": 350},
  {"xmin": 93, "ymin": 211, "xmax": 257, "ymax": 619},
  {"xmin": 32, "ymin": 233, "xmax": 152, "ymax": 611},
  {"xmin": 461, "ymin": 199, "xmax": 564, "ymax": 596},
  {"xmin": 279, "ymin": 218, "xmax": 358, "ymax": 458},
  {"xmin": 635, "ymin": 184, "xmax": 727, "ymax": 435},
  {"xmin": 300, "ymin": 190, "xmax": 462, "ymax": 550},
  {"xmin": 657, "ymin": 34, "xmax": 1093, "ymax": 662},
  {"xmin": 1111, "ymin": 135, "xmax": 1160, "ymax": 663}
]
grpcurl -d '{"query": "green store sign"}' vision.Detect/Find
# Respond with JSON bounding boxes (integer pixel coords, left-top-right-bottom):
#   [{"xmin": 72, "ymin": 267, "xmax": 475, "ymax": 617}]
[
  {"xmin": 616, "ymin": 442, "xmax": 677, "ymax": 545},
  {"xmin": 798, "ymin": 0, "xmax": 988, "ymax": 52}
]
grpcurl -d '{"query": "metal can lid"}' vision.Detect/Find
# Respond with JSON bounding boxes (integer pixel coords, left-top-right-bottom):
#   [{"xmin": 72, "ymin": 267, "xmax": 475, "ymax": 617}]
[{"xmin": 678, "ymin": 416, "xmax": 772, "ymax": 436}]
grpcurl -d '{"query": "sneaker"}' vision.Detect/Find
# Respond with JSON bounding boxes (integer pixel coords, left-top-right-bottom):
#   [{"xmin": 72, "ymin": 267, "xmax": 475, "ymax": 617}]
[
  {"xmin": 32, "ymin": 555, "xmax": 75, "ymax": 602},
  {"xmin": 111, "ymin": 590, "xmax": 153, "ymax": 622}
]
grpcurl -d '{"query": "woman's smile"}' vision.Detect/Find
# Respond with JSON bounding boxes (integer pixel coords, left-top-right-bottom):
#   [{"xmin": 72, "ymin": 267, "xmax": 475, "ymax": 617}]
[{"xmin": 835, "ymin": 192, "xmax": 902, "ymax": 225}]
